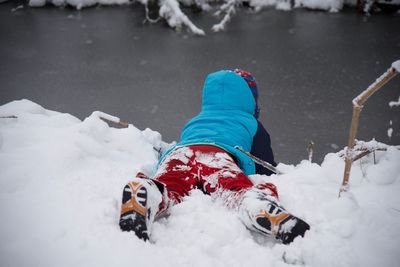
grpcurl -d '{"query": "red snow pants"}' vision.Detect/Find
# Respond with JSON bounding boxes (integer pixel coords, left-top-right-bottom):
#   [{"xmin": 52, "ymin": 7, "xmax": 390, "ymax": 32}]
[{"xmin": 153, "ymin": 145, "xmax": 278, "ymax": 208}]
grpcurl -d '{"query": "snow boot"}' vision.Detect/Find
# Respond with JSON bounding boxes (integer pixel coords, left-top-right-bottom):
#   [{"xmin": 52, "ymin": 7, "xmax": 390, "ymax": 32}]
[
  {"xmin": 254, "ymin": 206, "xmax": 310, "ymax": 244},
  {"xmin": 239, "ymin": 187, "xmax": 310, "ymax": 244},
  {"xmin": 119, "ymin": 177, "xmax": 163, "ymax": 241}
]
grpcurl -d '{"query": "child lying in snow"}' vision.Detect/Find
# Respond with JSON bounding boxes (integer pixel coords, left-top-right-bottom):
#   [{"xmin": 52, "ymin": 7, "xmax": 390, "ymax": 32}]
[{"xmin": 119, "ymin": 69, "xmax": 310, "ymax": 244}]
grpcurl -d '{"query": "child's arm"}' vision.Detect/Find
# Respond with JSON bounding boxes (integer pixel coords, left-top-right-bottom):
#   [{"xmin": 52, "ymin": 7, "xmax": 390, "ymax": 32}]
[{"xmin": 250, "ymin": 121, "xmax": 277, "ymax": 176}]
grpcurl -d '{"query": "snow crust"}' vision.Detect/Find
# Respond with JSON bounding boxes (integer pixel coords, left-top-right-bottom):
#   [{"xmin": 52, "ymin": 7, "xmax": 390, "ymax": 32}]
[{"xmin": 1, "ymin": 99, "xmax": 400, "ymax": 267}]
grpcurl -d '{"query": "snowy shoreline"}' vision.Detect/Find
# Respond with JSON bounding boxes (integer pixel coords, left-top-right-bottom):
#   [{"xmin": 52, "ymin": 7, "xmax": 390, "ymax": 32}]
[
  {"xmin": 25, "ymin": 0, "xmax": 360, "ymax": 34},
  {"xmin": 28, "ymin": 0, "xmax": 358, "ymax": 12},
  {"xmin": 1, "ymin": 99, "xmax": 399, "ymax": 267}
]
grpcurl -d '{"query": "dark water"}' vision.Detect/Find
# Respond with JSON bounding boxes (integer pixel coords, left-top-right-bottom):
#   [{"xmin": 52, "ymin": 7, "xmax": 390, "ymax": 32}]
[{"xmin": 1, "ymin": 1, "xmax": 400, "ymax": 164}]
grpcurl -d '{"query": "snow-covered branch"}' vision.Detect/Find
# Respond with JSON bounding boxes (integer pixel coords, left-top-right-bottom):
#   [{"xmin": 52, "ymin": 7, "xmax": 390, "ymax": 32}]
[
  {"xmin": 338, "ymin": 139, "xmax": 394, "ymax": 160},
  {"xmin": 159, "ymin": 0, "xmax": 205, "ymax": 35},
  {"xmin": 212, "ymin": 0, "xmax": 237, "ymax": 32}
]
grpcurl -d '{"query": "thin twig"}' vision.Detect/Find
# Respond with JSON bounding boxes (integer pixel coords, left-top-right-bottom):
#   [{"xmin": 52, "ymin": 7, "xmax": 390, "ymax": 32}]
[
  {"xmin": 338, "ymin": 146, "xmax": 399, "ymax": 162},
  {"xmin": 0, "ymin": 115, "xmax": 18, "ymax": 119},
  {"xmin": 235, "ymin": 146, "xmax": 282, "ymax": 175},
  {"xmin": 307, "ymin": 141, "xmax": 315, "ymax": 162},
  {"xmin": 352, "ymin": 150, "xmax": 373, "ymax": 162},
  {"xmin": 92, "ymin": 111, "xmax": 129, "ymax": 128}
]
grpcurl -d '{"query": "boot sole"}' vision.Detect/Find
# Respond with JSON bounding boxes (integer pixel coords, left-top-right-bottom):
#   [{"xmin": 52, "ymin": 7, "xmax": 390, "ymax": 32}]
[
  {"xmin": 119, "ymin": 182, "xmax": 150, "ymax": 241},
  {"xmin": 119, "ymin": 212, "xmax": 149, "ymax": 241}
]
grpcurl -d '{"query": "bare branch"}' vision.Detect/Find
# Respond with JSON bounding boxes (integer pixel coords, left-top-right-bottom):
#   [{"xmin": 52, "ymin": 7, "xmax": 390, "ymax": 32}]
[
  {"xmin": 339, "ymin": 64, "xmax": 398, "ymax": 197},
  {"xmin": 235, "ymin": 146, "xmax": 283, "ymax": 175},
  {"xmin": 92, "ymin": 111, "xmax": 129, "ymax": 128}
]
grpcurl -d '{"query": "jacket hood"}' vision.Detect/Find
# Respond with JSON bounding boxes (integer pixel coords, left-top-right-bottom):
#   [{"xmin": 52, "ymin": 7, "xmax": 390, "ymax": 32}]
[{"xmin": 201, "ymin": 70, "xmax": 256, "ymax": 115}]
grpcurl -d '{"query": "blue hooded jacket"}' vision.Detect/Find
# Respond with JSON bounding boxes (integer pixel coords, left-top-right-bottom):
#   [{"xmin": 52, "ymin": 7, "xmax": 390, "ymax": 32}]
[{"xmin": 159, "ymin": 70, "xmax": 259, "ymax": 175}]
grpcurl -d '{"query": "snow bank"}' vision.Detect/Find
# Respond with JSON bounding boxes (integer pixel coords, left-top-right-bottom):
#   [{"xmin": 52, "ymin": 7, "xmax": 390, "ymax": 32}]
[
  {"xmin": 28, "ymin": 0, "xmax": 356, "ymax": 34},
  {"xmin": 294, "ymin": 0, "xmax": 344, "ymax": 12},
  {"xmin": 29, "ymin": 0, "xmax": 352, "ymax": 11},
  {"xmin": 1, "ymin": 99, "xmax": 400, "ymax": 267},
  {"xmin": 29, "ymin": 0, "xmax": 130, "ymax": 9}
]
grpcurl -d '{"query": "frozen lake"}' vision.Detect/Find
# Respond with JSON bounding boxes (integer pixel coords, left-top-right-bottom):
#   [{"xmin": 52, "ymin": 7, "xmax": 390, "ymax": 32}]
[{"xmin": 1, "ymin": 1, "xmax": 399, "ymax": 164}]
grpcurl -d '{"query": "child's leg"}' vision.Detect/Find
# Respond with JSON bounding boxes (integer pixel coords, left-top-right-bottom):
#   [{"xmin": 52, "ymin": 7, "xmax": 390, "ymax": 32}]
[
  {"xmin": 189, "ymin": 145, "xmax": 309, "ymax": 244},
  {"xmin": 153, "ymin": 146, "xmax": 200, "ymax": 210},
  {"xmin": 119, "ymin": 146, "xmax": 199, "ymax": 240},
  {"xmin": 188, "ymin": 145, "xmax": 254, "ymax": 193},
  {"xmin": 238, "ymin": 184, "xmax": 310, "ymax": 244}
]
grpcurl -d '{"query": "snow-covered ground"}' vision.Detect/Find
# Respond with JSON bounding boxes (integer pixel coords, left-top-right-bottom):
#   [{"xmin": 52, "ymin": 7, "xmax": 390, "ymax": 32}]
[{"xmin": 1, "ymin": 99, "xmax": 399, "ymax": 267}]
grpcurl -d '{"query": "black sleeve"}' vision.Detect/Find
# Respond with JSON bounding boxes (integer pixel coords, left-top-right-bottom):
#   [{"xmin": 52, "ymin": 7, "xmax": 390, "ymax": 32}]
[{"xmin": 250, "ymin": 120, "xmax": 277, "ymax": 176}]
